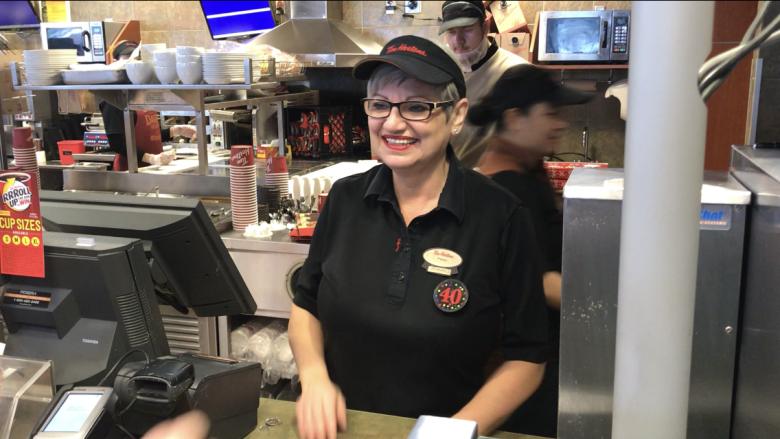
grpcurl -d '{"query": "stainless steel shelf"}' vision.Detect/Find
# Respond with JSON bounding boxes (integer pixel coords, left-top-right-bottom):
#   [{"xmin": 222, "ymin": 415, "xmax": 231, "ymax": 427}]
[
  {"xmin": 203, "ymin": 92, "xmax": 316, "ymax": 110},
  {"xmin": 12, "ymin": 80, "xmax": 304, "ymax": 92}
]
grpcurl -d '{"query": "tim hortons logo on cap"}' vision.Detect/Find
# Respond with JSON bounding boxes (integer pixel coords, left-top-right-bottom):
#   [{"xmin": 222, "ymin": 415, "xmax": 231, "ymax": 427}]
[
  {"xmin": 445, "ymin": 9, "xmax": 463, "ymax": 17},
  {"xmin": 386, "ymin": 44, "xmax": 427, "ymax": 57}
]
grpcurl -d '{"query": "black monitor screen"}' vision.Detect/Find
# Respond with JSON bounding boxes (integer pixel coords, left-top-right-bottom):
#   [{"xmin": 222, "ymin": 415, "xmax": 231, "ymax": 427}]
[
  {"xmin": 39, "ymin": 191, "xmax": 256, "ymax": 317},
  {"xmin": 200, "ymin": 1, "xmax": 276, "ymax": 39},
  {"xmin": 0, "ymin": 1, "xmax": 40, "ymax": 30}
]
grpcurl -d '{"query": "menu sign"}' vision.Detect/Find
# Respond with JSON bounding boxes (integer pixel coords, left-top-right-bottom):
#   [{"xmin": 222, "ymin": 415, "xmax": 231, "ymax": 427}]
[{"xmin": 0, "ymin": 171, "xmax": 44, "ymax": 278}]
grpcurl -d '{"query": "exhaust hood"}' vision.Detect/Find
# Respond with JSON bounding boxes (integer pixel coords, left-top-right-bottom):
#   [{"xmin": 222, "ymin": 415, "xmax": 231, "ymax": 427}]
[{"xmin": 243, "ymin": 1, "xmax": 383, "ymax": 68}]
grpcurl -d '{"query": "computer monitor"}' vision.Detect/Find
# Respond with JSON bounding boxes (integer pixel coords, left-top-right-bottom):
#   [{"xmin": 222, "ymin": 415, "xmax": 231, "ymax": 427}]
[
  {"xmin": 39, "ymin": 191, "xmax": 257, "ymax": 317},
  {"xmin": 0, "ymin": 1, "xmax": 40, "ymax": 31},
  {"xmin": 0, "ymin": 232, "xmax": 169, "ymax": 386},
  {"xmin": 200, "ymin": 1, "xmax": 276, "ymax": 40}
]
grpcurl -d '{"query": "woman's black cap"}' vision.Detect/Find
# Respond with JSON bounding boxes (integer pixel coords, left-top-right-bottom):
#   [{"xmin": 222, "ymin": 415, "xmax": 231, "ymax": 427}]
[{"xmin": 353, "ymin": 35, "xmax": 466, "ymax": 100}]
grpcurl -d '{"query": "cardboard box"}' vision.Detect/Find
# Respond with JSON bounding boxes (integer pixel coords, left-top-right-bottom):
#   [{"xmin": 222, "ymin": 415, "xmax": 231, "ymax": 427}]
[
  {"xmin": 488, "ymin": 1, "xmax": 529, "ymax": 34},
  {"xmin": 497, "ymin": 33, "xmax": 531, "ymax": 61},
  {"xmin": 1, "ymin": 96, "xmax": 29, "ymax": 116}
]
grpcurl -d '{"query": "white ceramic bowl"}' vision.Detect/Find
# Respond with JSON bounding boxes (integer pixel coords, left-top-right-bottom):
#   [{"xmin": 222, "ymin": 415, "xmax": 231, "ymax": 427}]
[
  {"xmin": 154, "ymin": 64, "xmax": 179, "ymax": 85},
  {"xmin": 141, "ymin": 44, "xmax": 166, "ymax": 62},
  {"xmin": 154, "ymin": 59, "xmax": 177, "ymax": 67},
  {"xmin": 126, "ymin": 61, "xmax": 154, "ymax": 84},
  {"xmin": 176, "ymin": 54, "xmax": 202, "ymax": 63},
  {"xmin": 153, "ymin": 49, "xmax": 177, "ymax": 61},
  {"xmin": 176, "ymin": 46, "xmax": 205, "ymax": 55},
  {"xmin": 176, "ymin": 62, "xmax": 203, "ymax": 85}
]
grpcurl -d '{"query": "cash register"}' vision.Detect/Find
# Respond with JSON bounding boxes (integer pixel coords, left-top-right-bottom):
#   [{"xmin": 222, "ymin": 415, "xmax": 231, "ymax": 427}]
[{"xmin": 0, "ymin": 193, "xmax": 262, "ymax": 439}]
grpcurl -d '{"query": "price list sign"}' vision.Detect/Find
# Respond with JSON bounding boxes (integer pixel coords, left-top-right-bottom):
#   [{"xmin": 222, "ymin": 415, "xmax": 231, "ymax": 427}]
[{"xmin": 0, "ymin": 171, "xmax": 44, "ymax": 278}]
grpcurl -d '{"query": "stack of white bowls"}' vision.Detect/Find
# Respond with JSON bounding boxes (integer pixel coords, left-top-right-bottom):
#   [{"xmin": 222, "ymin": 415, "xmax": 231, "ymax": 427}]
[
  {"xmin": 140, "ymin": 44, "xmax": 166, "ymax": 62},
  {"xmin": 153, "ymin": 49, "xmax": 178, "ymax": 85},
  {"xmin": 127, "ymin": 61, "xmax": 154, "ymax": 84},
  {"xmin": 22, "ymin": 50, "xmax": 77, "ymax": 86},
  {"xmin": 203, "ymin": 52, "xmax": 263, "ymax": 85},
  {"xmin": 175, "ymin": 46, "xmax": 204, "ymax": 85}
]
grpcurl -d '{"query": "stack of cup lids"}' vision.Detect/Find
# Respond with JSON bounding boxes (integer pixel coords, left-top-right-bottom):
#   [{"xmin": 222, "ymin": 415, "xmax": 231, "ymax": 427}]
[
  {"xmin": 258, "ymin": 203, "xmax": 270, "ymax": 223},
  {"xmin": 265, "ymin": 156, "xmax": 290, "ymax": 196},
  {"xmin": 12, "ymin": 127, "xmax": 40, "ymax": 189},
  {"xmin": 258, "ymin": 186, "xmax": 281, "ymax": 213},
  {"xmin": 230, "ymin": 145, "xmax": 258, "ymax": 231}
]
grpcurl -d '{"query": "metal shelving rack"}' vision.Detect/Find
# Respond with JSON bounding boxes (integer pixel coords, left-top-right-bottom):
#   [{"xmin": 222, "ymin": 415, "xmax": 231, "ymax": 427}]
[{"xmin": 6, "ymin": 59, "xmax": 314, "ymax": 175}]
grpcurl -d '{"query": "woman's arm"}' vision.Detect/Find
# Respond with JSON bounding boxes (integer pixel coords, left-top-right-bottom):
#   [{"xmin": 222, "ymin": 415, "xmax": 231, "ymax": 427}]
[
  {"xmin": 543, "ymin": 271, "xmax": 562, "ymax": 310},
  {"xmin": 289, "ymin": 305, "xmax": 347, "ymax": 439},
  {"xmin": 453, "ymin": 360, "xmax": 545, "ymax": 435}
]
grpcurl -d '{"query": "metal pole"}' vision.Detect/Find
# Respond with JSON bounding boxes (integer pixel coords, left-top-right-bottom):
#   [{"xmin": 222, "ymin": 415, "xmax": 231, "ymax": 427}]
[
  {"xmin": 195, "ymin": 93, "xmax": 208, "ymax": 176},
  {"xmin": 612, "ymin": 2, "xmax": 714, "ymax": 439},
  {"xmin": 123, "ymin": 90, "xmax": 139, "ymax": 173}
]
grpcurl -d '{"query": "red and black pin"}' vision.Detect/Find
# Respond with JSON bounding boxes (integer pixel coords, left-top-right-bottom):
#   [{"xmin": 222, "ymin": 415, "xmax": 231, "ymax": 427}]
[{"xmin": 433, "ymin": 279, "xmax": 469, "ymax": 313}]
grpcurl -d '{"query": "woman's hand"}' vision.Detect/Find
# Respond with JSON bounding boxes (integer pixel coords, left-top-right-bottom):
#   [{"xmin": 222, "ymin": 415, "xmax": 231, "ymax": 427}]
[{"xmin": 296, "ymin": 376, "xmax": 347, "ymax": 439}]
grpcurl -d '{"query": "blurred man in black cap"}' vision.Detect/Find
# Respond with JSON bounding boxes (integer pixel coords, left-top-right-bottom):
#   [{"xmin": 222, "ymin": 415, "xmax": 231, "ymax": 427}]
[
  {"xmin": 99, "ymin": 41, "xmax": 195, "ymax": 171},
  {"xmin": 440, "ymin": 0, "xmax": 527, "ymax": 168}
]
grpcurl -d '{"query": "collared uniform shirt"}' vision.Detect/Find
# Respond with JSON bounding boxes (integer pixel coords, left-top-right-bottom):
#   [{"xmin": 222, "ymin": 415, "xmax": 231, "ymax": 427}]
[
  {"xmin": 294, "ymin": 146, "xmax": 548, "ymax": 418},
  {"xmin": 451, "ymin": 37, "xmax": 527, "ymax": 168}
]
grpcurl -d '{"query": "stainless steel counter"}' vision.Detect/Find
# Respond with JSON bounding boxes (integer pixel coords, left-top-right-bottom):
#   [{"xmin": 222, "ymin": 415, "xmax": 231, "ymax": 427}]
[{"xmin": 220, "ymin": 229, "xmax": 310, "ymax": 319}]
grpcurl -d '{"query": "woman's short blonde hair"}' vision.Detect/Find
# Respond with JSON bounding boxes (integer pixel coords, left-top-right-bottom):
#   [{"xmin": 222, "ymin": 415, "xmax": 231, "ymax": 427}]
[{"xmin": 366, "ymin": 42, "xmax": 461, "ymax": 119}]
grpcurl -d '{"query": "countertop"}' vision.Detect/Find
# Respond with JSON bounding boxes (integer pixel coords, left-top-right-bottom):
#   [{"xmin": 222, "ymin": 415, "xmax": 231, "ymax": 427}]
[{"xmin": 250, "ymin": 399, "xmax": 546, "ymax": 439}]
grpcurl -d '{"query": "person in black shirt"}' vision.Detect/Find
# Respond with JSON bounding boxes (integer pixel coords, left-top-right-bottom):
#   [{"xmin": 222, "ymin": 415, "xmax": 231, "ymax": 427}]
[
  {"xmin": 290, "ymin": 36, "xmax": 549, "ymax": 439},
  {"xmin": 469, "ymin": 64, "xmax": 593, "ymax": 437}
]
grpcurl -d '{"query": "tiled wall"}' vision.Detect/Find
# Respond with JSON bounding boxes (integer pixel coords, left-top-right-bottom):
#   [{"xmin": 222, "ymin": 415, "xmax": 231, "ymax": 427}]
[
  {"xmin": 347, "ymin": 1, "xmax": 630, "ymax": 166},
  {"xmin": 756, "ymin": 1, "xmax": 780, "ymax": 143}
]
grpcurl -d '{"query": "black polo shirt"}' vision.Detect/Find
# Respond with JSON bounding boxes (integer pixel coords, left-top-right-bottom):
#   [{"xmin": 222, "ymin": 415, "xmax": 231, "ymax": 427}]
[{"xmin": 294, "ymin": 146, "xmax": 548, "ymax": 419}]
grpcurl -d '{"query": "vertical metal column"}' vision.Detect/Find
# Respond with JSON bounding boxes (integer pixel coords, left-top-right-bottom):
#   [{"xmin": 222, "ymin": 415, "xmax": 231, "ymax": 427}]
[
  {"xmin": 611, "ymin": 2, "xmax": 714, "ymax": 439},
  {"xmin": 0, "ymin": 99, "xmax": 7, "ymax": 170},
  {"xmin": 123, "ymin": 90, "xmax": 139, "ymax": 173},
  {"xmin": 195, "ymin": 93, "xmax": 208, "ymax": 176}
]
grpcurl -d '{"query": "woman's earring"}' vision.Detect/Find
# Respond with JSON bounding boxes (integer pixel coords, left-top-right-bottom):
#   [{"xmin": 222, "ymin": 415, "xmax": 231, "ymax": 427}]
[{"xmin": 453, "ymin": 129, "xmax": 459, "ymax": 135}]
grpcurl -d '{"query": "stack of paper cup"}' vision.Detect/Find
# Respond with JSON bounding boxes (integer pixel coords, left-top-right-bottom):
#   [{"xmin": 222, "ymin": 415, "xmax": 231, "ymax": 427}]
[
  {"xmin": 265, "ymin": 156, "xmax": 289, "ymax": 196},
  {"xmin": 12, "ymin": 127, "xmax": 40, "ymax": 189},
  {"xmin": 230, "ymin": 145, "xmax": 258, "ymax": 230}
]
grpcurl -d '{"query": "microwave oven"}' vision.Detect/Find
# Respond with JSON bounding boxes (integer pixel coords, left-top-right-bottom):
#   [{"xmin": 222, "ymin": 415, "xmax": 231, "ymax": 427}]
[
  {"xmin": 40, "ymin": 21, "xmax": 125, "ymax": 63},
  {"xmin": 538, "ymin": 10, "xmax": 630, "ymax": 63}
]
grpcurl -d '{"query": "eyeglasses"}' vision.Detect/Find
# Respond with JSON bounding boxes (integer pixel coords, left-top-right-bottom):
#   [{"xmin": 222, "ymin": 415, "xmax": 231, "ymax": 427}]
[{"xmin": 361, "ymin": 98, "xmax": 454, "ymax": 121}]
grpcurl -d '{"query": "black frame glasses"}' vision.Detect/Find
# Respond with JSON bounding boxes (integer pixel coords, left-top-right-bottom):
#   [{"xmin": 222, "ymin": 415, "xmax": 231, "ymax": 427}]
[{"xmin": 361, "ymin": 98, "xmax": 454, "ymax": 121}]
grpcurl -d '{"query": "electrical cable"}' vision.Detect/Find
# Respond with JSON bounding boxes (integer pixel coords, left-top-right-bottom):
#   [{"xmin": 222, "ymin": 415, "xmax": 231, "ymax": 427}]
[
  {"xmin": 116, "ymin": 398, "xmax": 137, "ymax": 419},
  {"xmin": 96, "ymin": 348, "xmax": 150, "ymax": 387},
  {"xmin": 116, "ymin": 424, "xmax": 137, "ymax": 439},
  {"xmin": 698, "ymin": 2, "xmax": 780, "ymax": 100}
]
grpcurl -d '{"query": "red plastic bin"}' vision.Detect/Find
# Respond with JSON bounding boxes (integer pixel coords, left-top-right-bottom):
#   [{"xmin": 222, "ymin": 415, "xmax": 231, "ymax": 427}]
[{"xmin": 57, "ymin": 140, "xmax": 85, "ymax": 165}]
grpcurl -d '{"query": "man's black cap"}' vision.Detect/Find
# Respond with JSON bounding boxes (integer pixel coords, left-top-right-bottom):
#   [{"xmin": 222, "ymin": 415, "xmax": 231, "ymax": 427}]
[
  {"xmin": 439, "ymin": 1, "xmax": 486, "ymax": 35},
  {"xmin": 112, "ymin": 40, "xmax": 138, "ymax": 60},
  {"xmin": 469, "ymin": 64, "xmax": 593, "ymax": 125},
  {"xmin": 353, "ymin": 36, "xmax": 466, "ymax": 100}
]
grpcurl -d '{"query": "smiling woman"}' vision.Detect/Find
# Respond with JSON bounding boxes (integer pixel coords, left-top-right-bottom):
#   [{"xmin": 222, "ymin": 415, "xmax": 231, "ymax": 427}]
[{"xmin": 287, "ymin": 36, "xmax": 550, "ymax": 439}]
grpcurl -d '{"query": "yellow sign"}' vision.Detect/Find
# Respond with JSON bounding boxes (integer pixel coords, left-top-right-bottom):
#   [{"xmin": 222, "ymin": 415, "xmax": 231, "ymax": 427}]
[
  {"xmin": 12, "ymin": 235, "xmax": 20, "ymax": 245},
  {"xmin": 2, "ymin": 235, "xmax": 9, "ymax": 244},
  {"xmin": 22, "ymin": 236, "xmax": 30, "ymax": 246},
  {"xmin": 46, "ymin": 1, "xmax": 69, "ymax": 22},
  {"xmin": 32, "ymin": 237, "xmax": 40, "ymax": 247}
]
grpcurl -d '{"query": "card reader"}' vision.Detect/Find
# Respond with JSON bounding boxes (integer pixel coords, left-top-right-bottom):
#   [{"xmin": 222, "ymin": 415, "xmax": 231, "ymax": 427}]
[{"xmin": 31, "ymin": 386, "xmax": 117, "ymax": 439}]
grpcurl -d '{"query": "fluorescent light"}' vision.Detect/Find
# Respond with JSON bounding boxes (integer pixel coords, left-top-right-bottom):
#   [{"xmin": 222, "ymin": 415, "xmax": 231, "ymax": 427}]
[{"xmin": 206, "ymin": 8, "xmax": 270, "ymax": 19}]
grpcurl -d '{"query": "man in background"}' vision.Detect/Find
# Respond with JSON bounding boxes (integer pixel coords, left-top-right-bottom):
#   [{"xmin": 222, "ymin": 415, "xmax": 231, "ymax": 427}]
[{"xmin": 440, "ymin": 0, "xmax": 527, "ymax": 168}]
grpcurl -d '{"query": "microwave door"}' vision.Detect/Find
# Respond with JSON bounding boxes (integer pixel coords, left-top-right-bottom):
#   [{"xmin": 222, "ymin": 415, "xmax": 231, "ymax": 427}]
[
  {"xmin": 45, "ymin": 27, "xmax": 89, "ymax": 60},
  {"xmin": 539, "ymin": 11, "xmax": 612, "ymax": 62}
]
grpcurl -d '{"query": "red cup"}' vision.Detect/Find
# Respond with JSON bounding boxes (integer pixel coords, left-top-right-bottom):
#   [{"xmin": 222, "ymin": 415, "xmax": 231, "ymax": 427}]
[
  {"xmin": 57, "ymin": 140, "xmax": 85, "ymax": 165},
  {"xmin": 230, "ymin": 145, "xmax": 255, "ymax": 167},
  {"xmin": 264, "ymin": 146, "xmax": 279, "ymax": 159},
  {"xmin": 266, "ymin": 155, "xmax": 288, "ymax": 174},
  {"xmin": 318, "ymin": 193, "xmax": 328, "ymax": 212},
  {"xmin": 13, "ymin": 127, "xmax": 34, "ymax": 150}
]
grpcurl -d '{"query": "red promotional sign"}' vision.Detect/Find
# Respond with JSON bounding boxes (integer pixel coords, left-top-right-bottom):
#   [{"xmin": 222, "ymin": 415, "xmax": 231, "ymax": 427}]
[{"xmin": 0, "ymin": 171, "xmax": 44, "ymax": 278}]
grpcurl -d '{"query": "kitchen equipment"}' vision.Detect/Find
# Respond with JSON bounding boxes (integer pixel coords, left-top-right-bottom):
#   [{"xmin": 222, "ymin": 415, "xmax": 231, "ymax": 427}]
[
  {"xmin": 40, "ymin": 21, "xmax": 125, "ymax": 64},
  {"xmin": 176, "ymin": 62, "xmax": 202, "ymax": 85},
  {"xmin": 22, "ymin": 49, "xmax": 77, "ymax": 86},
  {"xmin": 140, "ymin": 44, "xmax": 166, "ymax": 62},
  {"xmin": 286, "ymin": 106, "xmax": 352, "ymax": 159},
  {"xmin": 559, "ymin": 168, "xmax": 750, "ymax": 439},
  {"xmin": 243, "ymin": 1, "xmax": 382, "ymax": 68},
  {"xmin": 538, "ymin": 10, "xmax": 630, "ymax": 63},
  {"xmin": 61, "ymin": 69, "xmax": 128, "ymax": 85},
  {"xmin": 57, "ymin": 140, "xmax": 85, "ymax": 165},
  {"xmin": 127, "ymin": 61, "xmax": 154, "ymax": 84},
  {"xmin": 729, "ymin": 146, "xmax": 780, "ymax": 438},
  {"xmin": 605, "ymin": 79, "xmax": 629, "ymax": 120}
]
